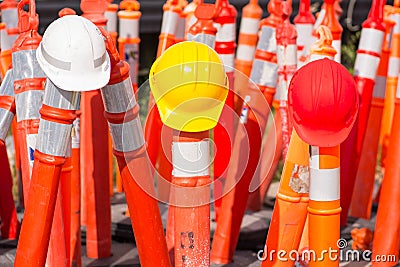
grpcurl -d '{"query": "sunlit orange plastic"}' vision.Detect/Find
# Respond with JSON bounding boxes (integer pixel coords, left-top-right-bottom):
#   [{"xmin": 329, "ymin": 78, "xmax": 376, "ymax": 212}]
[
  {"xmin": 183, "ymin": 0, "xmax": 202, "ymax": 37},
  {"xmin": 60, "ymin": 155, "xmax": 73, "ymax": 266},
  {"xmin": 318, "ymin": 0, "xmax": 342, "ymax": 41},
  {"xmin": 80, "ymin": 0, "xmax": 112, "ymax": 259},
  {"xmin": 261, "ymin": 131, "xmax": 309, "ymax": 267},
  {"xmin": 372, "ymin": 98, "xmax": 400, "ymax": 266}
]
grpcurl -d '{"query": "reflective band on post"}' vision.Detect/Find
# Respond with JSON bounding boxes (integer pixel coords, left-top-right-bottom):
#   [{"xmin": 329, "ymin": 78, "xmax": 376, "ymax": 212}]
[
  {"xmin": 160, "ymin": 11, "xmax": 179, "ymax": 35},
  {"xmin": 26, "ymin": 133, "xmax": 37, "ymax": 165},
  {"xmin": 36, "ymin": 119, "xmax": 73, "ymax": 157},
  {"xmin": 172, "ymin": 140, "xmax": 210, "ymax": 177},
  {"xmin": 391, "ymin": 14, "xmax": 400, "ymax": 34},
  {"xmin": 12, "ymin": 50, "xmax": 46, "ymax": 80},
  {"xmin": 1, "ymin": 69, "xmax": 15, "ymax": 96},
  {"xmin": 215, "ymin": 23, "xmax": 236, "ymax": 42},
  {"xmin": 15, "ymin": 90, "xmax": 44, "ymax": 122},
  {"xmin": 332, "ymin": 40, "xmax": 341, "ymax": 63},
  {"xmin": 309, "ymin": 155, "xmax": 340, "ymax": 201},
  {"xmin": 43, "ymin": 80, "xmax": 80, "ymax": 110},
  {"xmin": 250, "ymin": 59, "xmax": 278, "ymax": 87},
  {"xmin": 373, "ymin": 76, "xmax": 387, "ymax": 99},
  {"xmin": 236, "ymin": 45, "xmax": 256, "ymax": 61},
  {"xmin": 0, "ymin": 109, "xmax": 14, "ymax": 141},
  {"xmin": 257, "ymin": 26, "xmax": 276, "ymax": 53},
  {"xmin": 72, "ymin": 118, "xmax": 80, "ymax": 149},
  {"xmin": 176, "ymin": 17, "xmax": 186, "ymax": 40},
  {"xmin": 295, "ymin": 24, "xmax": 313, "ymax": 48},
  {"xmin": 274, "ymin": 79, "xmax": 287, "ymax": 101},
  {"xmin": 120, "ymin": 18, "xmax": 139, "ymax": 39},
  {"xmin": 219, "ymin": 54, "xmax": 235, "ymax": 71},
  {"xmin": 358, "ymin": 28, "xmax": 385, "ymax": 55},
  {"xmin": 101, "ymin": 78, "xmax": 136, "ymax": 113},
  {"xmin": 2, "ymin": 9, "xmax": 18, "ymax": 29},
  {"xmin": 187, "ymin": 34, "xmax": 215, "ymax": 48},
  {"xmin": 277, "ymin": 44, "xmax": 297, "ymax": 66},
  {"xmin": 105, "ymin": 11, "xmax": 117, "ymax": 32},
  {"xmin": 309, "ymin": 54, "xmax": 333, "ymax": 62},
  {"xmin": 239, "ymin": 18, "xmax": 260, "ymax": 35},
  {"xmin": 108, "ymin": 117, "xmax": 144, "ymax": 152},
  {"xmin": 0, "ymin": 29, "xmax": 17, "ymax": 51},
  {"xmin": 388, "ymin": 57, "xmax": 400, "ymax": 77},
  {"xmin": 354, "ymin": 53, "xmax": 380, "ymax": 80}
]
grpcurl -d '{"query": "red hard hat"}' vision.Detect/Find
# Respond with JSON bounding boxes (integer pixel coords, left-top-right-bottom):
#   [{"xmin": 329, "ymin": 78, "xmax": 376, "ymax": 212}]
[{"xmin": 288, "ymin": 58, "xmax": 359, "ymax": 147}]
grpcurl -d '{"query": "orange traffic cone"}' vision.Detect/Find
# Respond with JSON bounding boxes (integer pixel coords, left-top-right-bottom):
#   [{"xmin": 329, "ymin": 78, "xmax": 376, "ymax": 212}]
[
  {"xmin": 349, "ymin": 17, "xmax": 395, "ymax": 219},
  {"xmin": 80, "ymin": 0, "xmax": 112, "ymax": 258}
]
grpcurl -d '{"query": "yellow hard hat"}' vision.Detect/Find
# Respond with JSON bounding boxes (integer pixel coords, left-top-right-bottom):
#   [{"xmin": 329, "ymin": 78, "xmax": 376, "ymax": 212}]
[{"xmin": 149, "ymin": 41, "xmax": 229, "ymax": 132}]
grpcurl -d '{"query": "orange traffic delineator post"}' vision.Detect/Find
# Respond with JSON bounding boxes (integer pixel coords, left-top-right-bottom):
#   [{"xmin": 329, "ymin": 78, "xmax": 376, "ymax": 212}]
[
  {"xmin": 105, "ymin": 0, "xmax": 118, "ymax": 44},
  {"xmin": 175, "ymin": 0, "xmax": 187, "ymax": 43},
  {"xmin": 183, "ymin": 0, "xmax": 202, "ymax": 37},
  {"xmin": 0, "ymin": 69, "xmax": 20, "ymax": 239},
  {"xmin": 149, "ymin": 41, "xmax": 228, "ymax": 267},
  {"xmin": 0, "ymin": 0, "xmax": 19, "ymax": 76},
  {"xmin": 213, "ymin": 0, "xmax": 237, "ymax": 222},
  {"xmin": 234, "ymin": 0, "xmax": 262, "ymax": 111},
  {"xmin": 211, "ymin": 1, "xmax": 282, "ymax": 263},
  {"xmin": 371, "ymin": 76, "xmax": 400, "ymax": 267},
  {"xmin": 101, "ymin": 29, "xmax": 172, "ymax": 267},
  {"xmin": 349, "ymin": 16, "xmax": 395, "ymax": 220},
  {"xmin": 260, "ymin": 130, "xmax": 310, "ymax": 266},
  {"xmin": 294, "ymin": 0, "xmax": 315, "ymax": 68},
  {"xmin": 379, "ymin": 4, "xmax": 400, "ymax": 168},
  {"xmin": 80, "ymin": 0, "xmax": 112, "ymax": 258},
  {"xmin": 288, "ymin": 58, "xmax": 358, "ymax": 267},
  {"xmin": 340, "ymin": 0, "xmax": 386, "ymax": 226}
]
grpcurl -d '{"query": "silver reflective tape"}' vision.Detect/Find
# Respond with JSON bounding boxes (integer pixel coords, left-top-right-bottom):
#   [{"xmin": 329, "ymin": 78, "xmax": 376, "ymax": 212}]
[
  {"xmin": 65, "ymin": 138, "xmax": 72, "ymax": 157},
  {"xmin": 119, "ymin": 18, "xmax": 139, "ymax": 39},
  {"xmin": 105, "ymin": 11, "xmax": 118, "ymax": 32},
  {"xmin": 0, "ymin": 69, "xmax": 15, "ymax": 97},
  {"xmin": 2, "ymin": 9, "xmax": 18, "ymax": 29},
  {"xmin": 354, "ymin": 53, "xmax": 380, "ymax": 80},
  {"xmin": 187, "ymin": 33, "xmax": 215, "ymax": 48},
  {"xmin": 40, "ymin": 45, "xmax": 71, "ymax": 71},
  {"xmin": 250, "ymin": 59, "xmax": 278, "ymax": 87},
  {"xmin": 373, "ymin": 76, "xmax": 387, "ymax": 99},
  {"xmin": 0, "ymin": 29, "xmax": 17, "ymax": 51},
  {"xmin": 172, "ymin": 141, "xmax": 210, "ymax": 177},
  {"xmin": 36, "ymin": 119, "xmax": 73, "ymax": 157},
  {"xmin": 239, "ymin": 18, "xmax": 259, "ymax": 35},
  {"xmin": 236, "ymin": 44, "xmax": 256, "ymax": 61},
  {"xmin": 309, "ymin": 155, "xmax": 340, "ymax": 201},
  {"xmin": 0, "ymin": 108, "xmax": 14, "ymax": 141},
  {"xmin": 15, "ymin": 90, "xmax": 44, "ymax": 122},
  {"xmin": 256, "ymin": 26, "xmax": 276, "ymax": 54},
  {"xmin": 388, "ymin": 57, "xmax": 400, "ymax": 77},
  {"xmin": 358, "ymin": 28, "xmax": 384, "ymax": 55},
  {"xmin": 109, "ymin": 117, "xmax": 144, "ymax": 152},
  {"xmin": 72, "ymin": 118, "xmax": 80, "ymax": 149},
  {"xmin": 12, "ymin": 50, "xmax": 46, "ymax": 80},
  {"xmin": 43, "ymin": 79, "xmax": 81, "ymax": 110},
  {"xmin": 101, "ymin": 77, "xmax": 136, "ymax": 113},
  {"xmin": 160, "ymin": 11, "xmax": 179, "ymax": 35}
]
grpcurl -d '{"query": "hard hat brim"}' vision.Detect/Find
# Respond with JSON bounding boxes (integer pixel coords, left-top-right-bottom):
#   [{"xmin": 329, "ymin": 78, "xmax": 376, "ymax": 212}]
[{"xmin": 36, "ymin": 43, "xmax": 111, "ymax": 92}]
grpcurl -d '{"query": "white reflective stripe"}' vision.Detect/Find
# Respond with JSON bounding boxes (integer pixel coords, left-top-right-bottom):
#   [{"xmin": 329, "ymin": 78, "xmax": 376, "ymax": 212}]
[
  {"xmin": 187, "ymin": 33, "xmax": 215, "ymax": 48},
  {"xmin": 26, "ymin": 134, "xmax": 37, "ymax": 166},
  {"xmin": 36, "ymin": 119, "xmax": 73, "ymax": 157},
  {"xmin": 332, "ymin": 40, "xmax": 341, "ymax": 63},
  {"xmin": 309, "ymin": 54, "xmax": 334, "ymax": 62},
  {"xmin": 215, "ymin": 23, "xmax": 236, "ymax": 42},
  {"xmin": 250, "ymin": 59, "xmax": 278, "ymax": 87},
  {"xmin": 15, "ymin": 90, "xmax": 44, "ymax": 122},
  {"xmin": 65, "ymin": 138, "xmax": 72, "ymax": 157},
  {"xmin": 309, "ymin": 155, "xmax": 340, "ymax": 201},
  {"xmin": 172, "ymin": 141, "xmax": 210, "ymax": 177},
  {"xmin": 257, "ymin": 26, "xmax": 276, "ymax": 53},
  {"xmin": 105, "ymin": 11, "xmax": 118, "ymax": 32},
  {"xmin": 186, "ymin": 14, "xmax": 197, "ymax": 33},
  {"xmin": 119, "ymin": 17, "xmax": 139, "ymax": 39},
  {"xmin": 354, "ymin": 53, "xmax": 380, "ymax": 80},
  {"xmin": 176, "ymin": 16, "xmax": 186, "ymax": 40},
  {"xmin": 277, "ymin": 44, "xmax": 297, "ymax": 66},
  {"xmin": 72, "ymin": 118, "xmax": 80, "ymax": 149},
  {"xmin": 358, "ymin": 28, "xmax": 384, "ymax": 55},
  {"xmin": 313, "ymin": 8, "xmax": 325, "ymax": 30},
  {"xmin": 161, "ymin": 11, "xmax": 179, "ymax": 35},
  {"xmin": 390, "ymin": 14, "xmax": 400, "ymax": 34},
  {"xmin": 0, "ymin": 109, "xmax": 14, "ymax": 141},
  {"xmin": 0, "ymin": 29, "xmax": 17, "ymax": 51},
  {"xmin": 236, "ymin": 44, "xmax": 256, "ymax": 61},
  {"xmin": 274, "ymin": 79, "xmax": 288, "ymax": 101},
  {"xmin": 0, "ymin": 69, "xmax": 15, "ymax": 96},
  {"xmin": 101, "ymin": 77, "xmax": 136, "ymax": 113},
  {"xmin": 388, "ymin": 57, "xmax": 400, "ymax": 77},
  {"xmin": 295, "ymin": 24, "xmax": 313, "ymax": 48},
  {"xmin": 2, "ymin": 9, "xmax": 18, "ymax": 29},
  {"xmin": 373, "ymin": 76, "xmax": 387, "ymax": 99},
  {"xmin": 219, "ymin": 53, "xmax": 235, "ymax": 71},
  {"xmin": 12, "ymin": 49, "xmax": 46, "ymax": 80},
  {"xmin": 109, "ymin": 117, "xmax": 144, "ymax": 152},
  {"xmin": 239, "ymin": 18, "xmax": 260, "ymax": 35}
]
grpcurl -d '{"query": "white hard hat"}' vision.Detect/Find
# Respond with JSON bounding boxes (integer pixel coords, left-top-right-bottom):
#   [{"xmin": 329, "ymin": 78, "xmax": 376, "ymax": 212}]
[{"xmin": 36, "ymin": 15, "xmax": 110, "ymax": 91}]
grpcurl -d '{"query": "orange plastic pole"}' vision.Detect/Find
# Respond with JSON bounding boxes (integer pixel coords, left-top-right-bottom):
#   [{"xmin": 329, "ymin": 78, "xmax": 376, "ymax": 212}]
[
  {"xmin": 171, "ymin": 130, "xmax": 211, "ymax": 267},
  {"xmin": 371, "ymin": 84, "xmax": 400, "ymax": 266},
  {"xmin": 260, "ymin": 130, "xmax": 309, "ymax": 267},
  {"xmin": 105, "ymin": 1, "xmax": 118, "ymax": 44},
  {"xmin": 183, "ymin": 0, "xmax": 202, "ymax": 38},
  {"xmin": 101, "ymin": 32, "xmax": 171, "ymax": 266},
  {"xmin": 0, "ymin": 0, "xmax": 19, "ymax": 76},
  {"xmin": 175, "ymin": 0, "xmax": 187, "ymax": 43},
  {"xmin": 234, "ymin": 0, "xmax": 262, "ymax": 111},
  {"xmin": 349, "ymin": 17, "xmax": 394, "ymax": 219},
  {"xmin": 0, "ymin": 70, "xmax": 20, "ymax": 239},
  {"xmin": 294, "ymin": 0, "xmax": 315, "ymax": 68},
  {"xmin": 80, "ymin": 0, "xmax": 112, "ymax": 258},
  {"xmin": 210, "ymin": 2, "xmax": 282, "ymax": 263}
]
